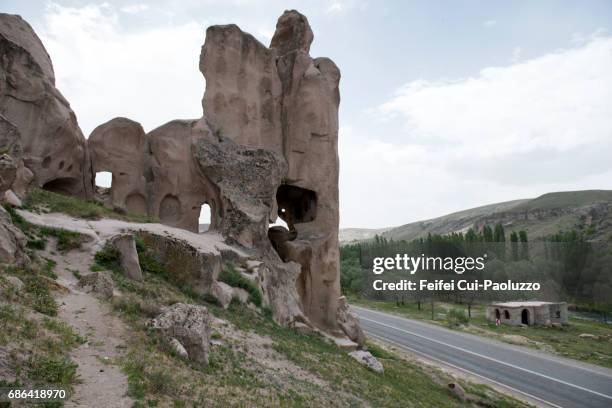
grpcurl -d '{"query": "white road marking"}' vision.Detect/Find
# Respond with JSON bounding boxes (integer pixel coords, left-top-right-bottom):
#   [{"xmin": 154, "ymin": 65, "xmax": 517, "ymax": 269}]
[
  {"xmin": 366, "ymin": 331, "xmax": 564, "ymax": 408},
  {"xmin": 359, "ymin": 315, "xmax": 612, "ymax": 401},
  {"xmin": 355, "ymin": 305, "xmax": 612, "ymax": 379}
]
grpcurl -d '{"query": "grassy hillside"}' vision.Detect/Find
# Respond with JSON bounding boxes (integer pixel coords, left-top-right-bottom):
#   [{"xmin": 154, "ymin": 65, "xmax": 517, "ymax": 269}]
[
  {"xmin": 373, "ymin": 190, "xmax": 612, "ymax": 242},
  {"xmin": 0, "ymin": 191, "xmax": 531, "ymax": 407}
]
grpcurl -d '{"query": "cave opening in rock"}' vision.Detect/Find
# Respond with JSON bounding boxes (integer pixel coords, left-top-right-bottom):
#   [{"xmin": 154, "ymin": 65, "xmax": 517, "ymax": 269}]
[
  {"xmin": 42, "ymin": 177, "xmax": 79, "ymax": 196},
  {"xmin": 268, "ymin": 185, "xmax": 317, "ymax": 260},
  {"xmin": 276, "ymin": 184, "xmax": 317, "ymax": 228},
  {"xmin": 199, "ymin": 203, "xmax": 211, "ymax": 232},
  {"xmin": 95, "ymin": 171, "xmax": 112, "ymax": 188}
]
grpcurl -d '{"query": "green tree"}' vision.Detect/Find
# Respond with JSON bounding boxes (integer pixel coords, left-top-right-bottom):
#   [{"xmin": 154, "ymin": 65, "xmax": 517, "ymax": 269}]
[{"xmin": 510, "ymin": 231, "xmax": 519, "ymax": 261}]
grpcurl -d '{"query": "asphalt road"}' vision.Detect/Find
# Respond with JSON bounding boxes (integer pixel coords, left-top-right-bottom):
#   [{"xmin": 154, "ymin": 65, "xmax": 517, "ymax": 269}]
[{"xmin": 354, "ymin": 306, "xmax": 612, "ymax": 408}]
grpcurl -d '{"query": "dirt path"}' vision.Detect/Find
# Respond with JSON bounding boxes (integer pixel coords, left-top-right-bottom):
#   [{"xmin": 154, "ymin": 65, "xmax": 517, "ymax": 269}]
[{"xmin": 43, "ymin": 240, "xmax": 133, "ymax": 408}]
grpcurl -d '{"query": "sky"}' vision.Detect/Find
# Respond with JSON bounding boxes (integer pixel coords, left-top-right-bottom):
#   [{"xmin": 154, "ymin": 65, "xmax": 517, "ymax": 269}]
[{"xmin": 2, "ymin": 0, "xmax": 612, "ymax": 228}]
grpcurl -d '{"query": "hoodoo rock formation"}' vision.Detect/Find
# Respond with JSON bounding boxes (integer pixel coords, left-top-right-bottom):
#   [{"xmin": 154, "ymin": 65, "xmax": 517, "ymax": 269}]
[
  {"xmin": 0, "ymin": 11, "xmax": 362, "ymax": 344},
  {"xmin": 0, "ymin": 14, "xmax": 92, "ymax": 199}
]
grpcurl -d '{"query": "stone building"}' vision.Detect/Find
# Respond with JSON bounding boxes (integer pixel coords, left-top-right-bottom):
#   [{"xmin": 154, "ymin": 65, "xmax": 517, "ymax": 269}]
[{"xmin": 486, "ymin": 301, "xmax": 568, "ymax": 326}]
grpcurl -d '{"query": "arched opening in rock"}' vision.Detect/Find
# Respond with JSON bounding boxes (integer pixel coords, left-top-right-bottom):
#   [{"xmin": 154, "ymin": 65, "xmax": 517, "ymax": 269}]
[
  {"xmin": 159, "ymin": 194, "xmax": 182, "ymax": 223},
  {"xmin": 95, "ymin": 171, "xmax": 112, "ymax": 188},
  {"xmin": 199, "ymin": 203, "xmax": 211, "ymax": 232},
  {"xmin": 276, "ymin": 184, "xmax": 317, "ymax": 228},
  {"xmin": 268, "ymin": 184, "xmax": 317, "ymax": 260},
  {"xmin": 268, "ymin": 185, "xmax": 318, "ymax": 260},
  {"xmin": 42, "ymin": 177, "xmax": 79, "ymax": 196},
  {"xmin": 125, "ymin": 192, "xmax": 147, "ymax": 215}
]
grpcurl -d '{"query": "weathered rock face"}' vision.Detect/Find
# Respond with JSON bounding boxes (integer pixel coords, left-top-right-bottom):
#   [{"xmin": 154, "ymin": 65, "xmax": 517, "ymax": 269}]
[
  {"xmin": 151, "ymin": 303, "xmax": 211, "ymax": 365},
  {"xmin": 107, "ymin": 234, "xmax": 143, "ymax": 281},
  {"xmin": 0, "ymin": 114, "xmax": 33, "ymax": 198},
  {"xmin": 74, "ymin": 10, "xmax": 348, "ymax": 337},
  {"xmin": 201, "ymin": 10, "xmax": 342, "ymax": 332},
  {"xmin": 193, "ymin": 134, "xmax": 286, "ymax": 248},
  {"xmin": 0, "ymin": 14, "xmax": 92, "ymax": 199},
  {"xmin": 200, "ymin": 25, "xmax": 283, "ymax": 153},
  {"xmin": 0, "ymin": 205, "xmax": 27, "ymax": 264},
  {"xmin": 336, "ymin": 296, "xmax": 365, "ymax": 346},
  {"xmin": 78, "ymin": 271, "xmax": 115, "ymax": 299},
  {"xmin": 147, "ymin": 120, "xmax": 219, "ymax": 232},
  {"xmin": 88, "ymin": 118, "xmax": 147, "ymax": 213}
]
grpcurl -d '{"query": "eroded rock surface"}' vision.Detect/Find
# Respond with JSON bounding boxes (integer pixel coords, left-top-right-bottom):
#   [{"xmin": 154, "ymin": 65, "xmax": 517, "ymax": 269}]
[
  {"xmin": 0, "ymin": 14, "xmax": 92, "ymax": 198},
  {"xmin": 0, "ymin": 206, "xmax": 27, "ymax": 264},
  {"xmin": 88, "ymin": 118, "xmax": 147, "ymax": 213},
  {"xmin": 151, "ymin": 303, "xmax": 212, "ymax": 365},
  {"xmin": 107, "ymin": 234, "xmax": 143, "ymax": 281},
  {"xmin": 348, "ymin": 350, "xmax": 384, "ymax": 373},
  {"xmin": 4, "ymin": 9, "xmax": 355, "ymax": 340}
]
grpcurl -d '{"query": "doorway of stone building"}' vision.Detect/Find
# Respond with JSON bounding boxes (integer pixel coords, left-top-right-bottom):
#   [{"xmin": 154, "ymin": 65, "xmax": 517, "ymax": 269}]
[{"xmin": 521, "ymin": 309, "xmax": 529, "ymax": 325}]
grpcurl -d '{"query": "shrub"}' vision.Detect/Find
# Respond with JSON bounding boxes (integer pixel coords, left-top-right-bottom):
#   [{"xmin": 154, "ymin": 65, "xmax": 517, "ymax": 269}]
[
  {"xmin": 27, "ymin": 238, "xmax": 46, "ymax": 250},
  {"xmin": 27, "ymin": 356, "xmax": 77, "ymax": 385},
  {"xmin": 40, "ymin": 227, "xmax": 82, "ymax": 252},
  {"xmin": 24, "ymin": 276, "xmax": 58, "ymax": 316},
  {"xmin": 218, "ymin": 265, "xmax": 262, "ymax": 307},
  {"xmin": 447, "ymin": 308, "xmax": 469, "ymax": 326},
  {"xmin": 93, "ymin": 247, "xmax": 122, "ymax": 272}
]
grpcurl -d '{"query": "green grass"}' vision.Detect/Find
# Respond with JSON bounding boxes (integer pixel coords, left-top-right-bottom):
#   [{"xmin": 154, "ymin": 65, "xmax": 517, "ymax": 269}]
[
  {"xmin": 23, "ymin": 188, "xmax": 157, "ymax": 223},
  {"xmin": 104, "ymin": 267, "xmax": 527, "ymax": 407},
  {"xmin": 93, "ymin": 246, "xmax": 122, "ymax": 273},
  {"xmin": 27, "ymin": 356, "xmax": 78, "ymax": 386},
  {"xmin": 0, "ymin": 266, "xmax": 82, "ymax": 398},
  {"xmin": 352, "ymin": 297, "xmax": 612, "ymax": 368},
  {"xmin": 3, "ymin": 202, "xmax": 83, "ymax": 252},
  {"xmin": 39, "ymin": 227, "xmax": 82, "ymax": 252},
  {"xmin": 218, "ymin": 264, "xmax": 262, "ymax": 307},
  {"xmin": 23, "ymin": 273, "xmax": 59, "ymax": 317}
]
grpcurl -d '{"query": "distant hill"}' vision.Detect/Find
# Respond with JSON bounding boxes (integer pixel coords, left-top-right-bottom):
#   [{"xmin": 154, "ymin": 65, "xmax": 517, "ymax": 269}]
[
  {"xmin": 341, "ymin": 190, "xmax": 612, "ymax": 244},
  {"xmin": 339, "ymin": 227, "xmax": 392, "ymax": 243}
]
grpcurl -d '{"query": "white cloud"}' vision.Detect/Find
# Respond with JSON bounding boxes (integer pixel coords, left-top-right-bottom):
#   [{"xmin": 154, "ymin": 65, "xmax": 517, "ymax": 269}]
[
  {"xmin": 338, "ymin": 36, "xmax": 612, "ymax": 227},
  {"xmin": 120, "ymin": 3, "xmax": 150, "ymax": 14},
  {"xmin": 325, "ymin": 0, "xmax": 367, "ymax": 15},
  {"xmin": 510, "ymin": 46, "xmax": 521, "ymax": 63},
  {"xmin": 256, "ymin": 26, "xmax": 275, "ymax": 44},
  {"xmin": 40, "ymin": 2, "xmax": 205, "ymax": 136},
  {"xmin": 483, "ymin": 19, "xmax": 497, "ymax": 27},
  {"xmin": 380, "ymin": 36, "xmax": 612, "ymax": 159},
  {"xmin": 326, "ymin": 2, "xmax": 344, "ymax": 14}
]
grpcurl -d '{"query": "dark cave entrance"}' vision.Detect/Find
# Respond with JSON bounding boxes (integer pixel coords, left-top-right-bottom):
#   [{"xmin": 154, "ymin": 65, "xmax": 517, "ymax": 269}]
[
  {"xmin": 268, "ymin": 184, "xmax": 318, "ymax": 261},
  {"xmin": 42, "ymin": 177, "xmax": 80, "ymax": 196}
]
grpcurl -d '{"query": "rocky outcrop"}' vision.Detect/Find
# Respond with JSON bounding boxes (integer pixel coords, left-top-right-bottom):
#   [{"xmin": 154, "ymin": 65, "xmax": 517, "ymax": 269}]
[
  {"xmin": 193, "ymin": 135, "xmax": 286, "ymax": 248},
  {"xmin": 78, "ymin": 271, "xmax": 115, "ymax": 299},
  {"xmin": 151, "ymin": 303, "xmax": 211, "ymax": 365},
  {"xmin": 0, "ymin": 206, "xmax": 27, "ymax": 264},
  {"xmin": 0, "ymin": 14, "xmax": 91, "ymax": 199},
  {"xmin": 88, "ymin": 118, "xmax": 147, "ymax": 213},
  {"xmin": 3, "ymin": 9, "xmax": 353, "ymax": 340},
  {"xmin": 200, "ymin": 25, "xmax": 283, "ymax": 153},
  {"xmin": 200, "ymin": 10, "xmax": 342, "ymax": 333},
  {"xmin": 336, "ymin": 296, "xmax": 365, "ymax": 345},
  {"xmin": 348, "ymin": 350, "xmax": 384, "ymax": 373},
  {"xmin": 0, "ymin": 114, "xmax": 33, "ymax": 199},
  {"xmin": 137, "ymin": 231, "xmax": 223, "ymax": 295},
  {"xmin": 107, "ymin": 234, "xmax": 143, "ymax": 281}
]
